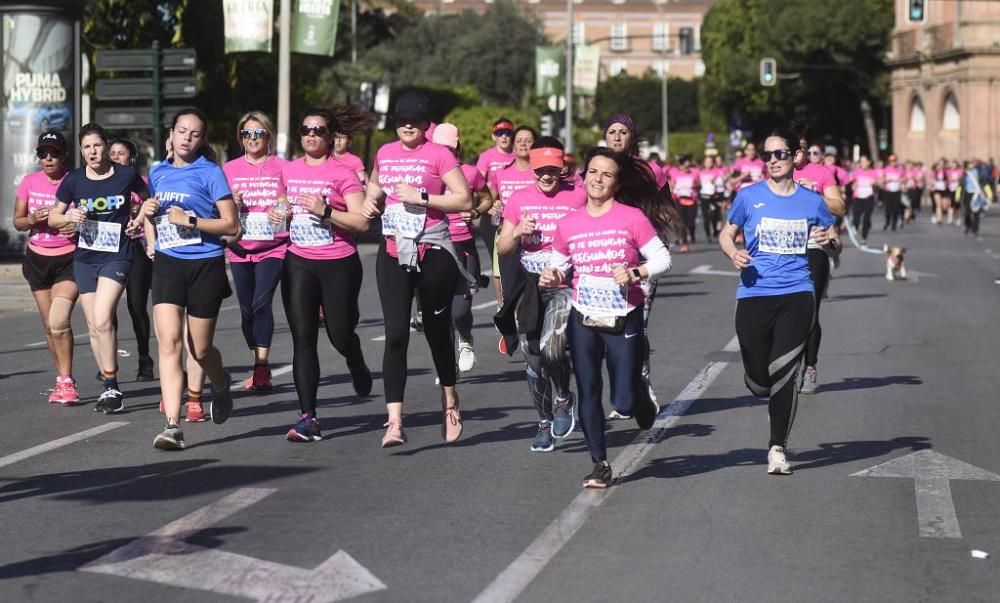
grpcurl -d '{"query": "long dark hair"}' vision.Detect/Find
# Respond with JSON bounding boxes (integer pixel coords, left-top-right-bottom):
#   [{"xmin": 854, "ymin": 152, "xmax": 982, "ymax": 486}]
[
  {"xmin": 583, "ymin": 147, "xmax": 676, "ymax": 236},
  {"xmin": 170, "ymin": 107, "xmax": 216, "ymax": 163}
]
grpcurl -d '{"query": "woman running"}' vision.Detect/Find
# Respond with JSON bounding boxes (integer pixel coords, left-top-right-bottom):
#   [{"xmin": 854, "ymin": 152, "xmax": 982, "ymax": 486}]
[
  {"xmin": 49, "ymin": 124, "xmax": 149, "ymax": 414},
  {"xmin": 698, "ymin": 154, "xmax": 724, "ymax": 242},
  {"xmin": 279, "ymin": 106, "xmax": 374, "ymax": 442},
  {"xmin": 333, "ymin": 130, "xmax": 368, "ymax": 184},
  {"xmin": 138, "ymin": 107, "xmax": 239, "ymax": 450},
  {"xmin": 540, "ymin": 148, "xmax": 672, "ymax": 488},
  {"xmin": 848, "ymin": 155, "xmax": 878, "ymax": 245},
  {"xmin": 110, "ymin": 137, "xmax": 155, "ymax": 382},
  {"xmin": 361, "ymin": 91, "xmax": 473, "ymax": 447},
  {"xmin": 475, "ymin": 118, "xmax": 516, "ymax": 270},
  {"xmin": 222, "ymin": 111, "xmax": 288, "ymax": 393},
  {"xmin": 431, "ymin": 123, "xmax": 494, "ymax": 373},
  {"xmin": 880, "ymin": 154, "xmax": 905, "ymax": 232},
  {"xmin": 719, "ymin": 127, "xmax": 836, "ymax": 475},
  {"xmin": 946, "ymin": 160, "xmax": 964, "ymax": 226},
  {"xmin": 669, "ymin": 155, "xmax": 700, "ymax": 252},
  {"xmin": 931, "ymin": 159, "xmax": 949, "ymax": 225},
  {"xmin": 496, "ymin": 137, "xmax": 586, "ymax": 453},
  {"xmin": 13, "ymin": 131, "xmax": 79, "ymax": 405}
]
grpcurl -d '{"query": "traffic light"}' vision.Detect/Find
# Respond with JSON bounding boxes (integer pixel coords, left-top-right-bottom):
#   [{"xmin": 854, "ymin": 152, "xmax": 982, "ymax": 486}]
[
  {"xmin": 906, "ymin": 0, "xmax": 927, "ymax": 25},
  {"xmin": 759, "ymin": 57, "xmax": 777, "ymax": 87},
  {"xmin": 540, "ymin": 114, "xmax": 555, "ymax": 137}
]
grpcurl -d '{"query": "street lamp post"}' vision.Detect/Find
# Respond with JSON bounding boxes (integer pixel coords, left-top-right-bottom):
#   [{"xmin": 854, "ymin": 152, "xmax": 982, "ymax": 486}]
[
  {"xmin": 653, "ymin": 0, "xmax": 669, "ymax": 159},
  {"xmin": 565, "ymin": 0, "xmax": 574, "ymax": 153}
]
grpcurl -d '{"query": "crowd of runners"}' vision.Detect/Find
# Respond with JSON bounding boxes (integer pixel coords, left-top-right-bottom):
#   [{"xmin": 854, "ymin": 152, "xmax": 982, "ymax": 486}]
[{"xmin": 12, "ymin": 94, "xmax": 997, "ymax": 488}]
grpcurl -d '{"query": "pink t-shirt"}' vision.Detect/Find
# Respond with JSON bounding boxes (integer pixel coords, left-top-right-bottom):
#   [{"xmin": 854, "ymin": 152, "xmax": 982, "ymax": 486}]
[
  {"xmin": 881, "ymin": 165, "xmax": 906, "ymax": 192},
  {"xmin": 645, "ymin": 161, "xmax": 668, "ymax": 189},
  {"xmin": 849, "ymin": 168, "xmax": 879, "ymax": 199},
  {"xmin": 932, "ymin": 168, "xmax": 947, "ymax": 191},
  {"xmin": 698, "ymin": 167, "xmax": 724, "ymax": 196},
  {"xmin": 793, "ymin": 163, "xmax": 836, "ymax": 194},
  {"xmin": 335, "ymin": 152, "xmax": 366, "ymax": 179},
  {"xmin": 908, "ymin": 167, "xmax": 925, "ymax": 187},
  {"xmin": 731, "ymin": 158, "xmax": 766, "ymax": 190},
  {"xmin": 490, "ymin": 162, "xmax": 536, "ymax": 209},
  {"xmin": 503, "ymin": 183, "xmax": 586, "ymax": 274},
  {"xmin": 476, "ymin": 147, "xmax": 515, "ymax": 180},
  {"xmin": 669, "ymin": 168, "xmax": 700, "ymax": 204},
  {"xmin": 946, "ymin": 167, "xmax": 963, "ymax": 191},
  {"xmin": 223, "ymin": 155, "xmax": 288, "ymax": 262},
  {"xmin": 283, "ymin": 156, "xmax": 363, "ymax": 260},
  {"xmin": 447, "ymin": 164, "xmax": 484, "ymax": 243},
  {"xmin": 16, "ymin": 170, "xmax": 75, "ymax": 251},
  {"xmin": 552, "ymin": 202, "xmax": 659, "ymax": 311}
]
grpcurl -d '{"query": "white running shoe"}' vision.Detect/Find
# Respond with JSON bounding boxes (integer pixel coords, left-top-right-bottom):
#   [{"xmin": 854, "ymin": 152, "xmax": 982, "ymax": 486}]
[
  {"xmin": 458, "ymin": 337, "xmax": 475, "ymax": 373},
  {"xmin": 767, "ymin": 445, "xmax": 792, "ymax": 475},
  {"xmin": 607, "ymin": 410, "xmax": 631, "ymax": 420},
  {"xmin": 799, "ymin": 367, "xmax": 818, "ymax": 394}
]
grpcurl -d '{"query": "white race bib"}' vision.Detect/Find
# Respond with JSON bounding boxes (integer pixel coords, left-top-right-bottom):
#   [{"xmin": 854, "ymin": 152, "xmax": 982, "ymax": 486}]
[
  {"xmin": 520, "ymin": 250, "xmax": 551, "ymax": 274},
  {"xmin": 289, "ymin": 214, "xmax": 333, "ymax": 247},
  {"xmin": 77, "ymin": 220, "xmax": 121, "ymax": 253},
  {"xmin": 156, "ymin": 213, "xmax": 202, "ymax": 250},
  {"xmin": 241, "ymin": 212, "xmax": 276, "ymax": 241},
  {"xmin": 885, "ymin": 180, "xmax": 901, "ymax": 192},
  {"xmin": 855, "ymin": 185, "xmax": 873, "ymax": 198},
  {"xmin": 757, "ymin": 217, "xmax": 808, "ymax": 255},
  {"xmin": 575, "ymin": 274, "xmax": 629, "ymax": 317},
  {"xmin": 381, "ymin": 203, "xmax": 426, "ymax": 239}
]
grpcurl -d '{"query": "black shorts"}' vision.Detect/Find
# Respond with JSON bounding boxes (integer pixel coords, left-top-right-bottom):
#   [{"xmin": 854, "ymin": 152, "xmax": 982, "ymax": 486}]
[
  {"xmin": 22, "ymin": 247, "xmax": 75, "ymax": 292},
  {"xmin": 152, "ymin": 253, "xmax": 231, "ymax": 318}
]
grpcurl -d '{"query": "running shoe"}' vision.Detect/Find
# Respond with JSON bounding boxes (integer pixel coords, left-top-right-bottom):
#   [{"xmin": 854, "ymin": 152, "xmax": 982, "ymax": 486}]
[
  {"xmin": 98, "ymin": 388, "xmax": 125, "ymax": 414},
  {"xmin": 799, "ymin": 367, "xmax": 818, "ymax": 395},
  {"xmin": 381, "ymin": 420, "xmax": 407, "ymax": 448},
  {"xmin": 136, "ymin": 356, "xmax": 155, "ymax": 382},
  {"xmin": 286, "ymin": 413, "xmax": 322, "ymax": 442},
  {"xmin": 185, "ymin": 399, "xmax": 207, "ymax": 422},
  {"xmin": 457, "ymin": 337, "xmax": 476, "ymax": 372},
  {"xmin": 530, "ymin": 421, "xmax": 554, "ymax": 453},
  {"xmin": 680, "ymin": 244, "xmax": 689, "ymax": 253},
  {"xmin": 243, "ymin": 365, "xmax": 272, "ymax": 392},
  {"xmin": 607, "ymin": 410, "xmax": 631, "ymax": 420},
  {"xmin": 442, "ymin": 405, "xmax": 463, "ymax": 443},
  {"xmin": 498, "ymin": 335, "xmax": 507, "ymax": 355},
  {"xmin": 153, "ymin": 423, "xmax": 186, "ymax": 450},
  {"xmin": 633, "ymin": 393, "xmax": 659, "ymax": 430},
  {"xmin": 410, "ymin": 311, "xmax": 424, "ymax": 333},
  {"xmin": 48, "ymin": 377, "xmax": 79, "ymax": 405},
  {"xmin": 210, "ymin": 371, "xmax": 234, "ymax": 425},
  {"xmin": 349, "ymin": 362, "xmax": 373, "ymax": 397},
  {"xmin": 767, "ymin": 445, "xmax": 792, "ymax": 475},
  {"xmin": 551, "ymin": 394, "xmax": 576, "ymax": 439},
  {"xmin": 583, "ymin": 461, "xmax": 613, "ymax": 489}
]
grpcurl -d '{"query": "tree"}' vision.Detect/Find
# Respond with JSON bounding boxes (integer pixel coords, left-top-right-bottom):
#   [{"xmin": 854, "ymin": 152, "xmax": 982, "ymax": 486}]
[
  {"xmin": 595, "ymin": 73, "xmax": 700, "ymax": 143},
  {"xmin": 700, "ymin": 0, "xmax": 893, "ymax": 154}
]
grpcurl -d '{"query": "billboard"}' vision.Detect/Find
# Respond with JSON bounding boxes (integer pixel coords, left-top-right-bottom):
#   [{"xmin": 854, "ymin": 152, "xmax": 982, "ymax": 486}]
[
  {"xmin": 291, "ymin": 0, "xmax": 341, "ymax": 57},
  {"xmin": 223, "ymin": 0, "xmax": 274, "ymax": 53}
]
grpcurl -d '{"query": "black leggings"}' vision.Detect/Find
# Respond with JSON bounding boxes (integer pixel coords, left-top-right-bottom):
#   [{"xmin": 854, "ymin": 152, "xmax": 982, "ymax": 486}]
[
  {"xmin": 281, "ymin": 252, "xmax": 365, "ymax": 416},
  {"xmin": 882, "ymin": 190, "xmax": 903, "ymax": 231},
  {"xmin": 230, "ymin": 258, "xmax": 283, "ymax": 350},
  {"xmin": 962, "ymin": 192, "xmax": 982, "ymax": 235},
  {"xmin": 735, "ymin": 292, "xmax": 814, "ymax": 448},
  {"xmin": 376, "ymin": 243, "xmax": 459, "ymax": 402},
  {"xmin": 479, "ymin": 213, "xmax": 498, "ymax": 265},
  {"xmin": 699, "ymin": 195, "xmax": 721, "ymax": 240},
  {"xmin": 851, "ymin": 197, "xmax": 875, "ymax": 240},
  {"xmin": 452, "ymin": 239, "xmax": 480, "ymax": 341},
  {"xmin": 125, "ymin": 238, "xmax": 153, "ymax": 358},
  {"xmin": 678, "ymin": 203, "xmax": 698, "ymax": 243},
  {"xmin": 805, "ymin": 248, "xmax": 830, "ymax": 367}
]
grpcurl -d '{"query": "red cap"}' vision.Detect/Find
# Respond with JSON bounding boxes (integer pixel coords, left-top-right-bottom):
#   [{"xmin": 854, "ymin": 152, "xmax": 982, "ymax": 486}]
[
  {"xmin": 529, "ymin": 147, "xmax": 564, "ymax": 170},
  {"xmin": 492, "ymin": 120, "xmax": 514, "ymax": 133}
]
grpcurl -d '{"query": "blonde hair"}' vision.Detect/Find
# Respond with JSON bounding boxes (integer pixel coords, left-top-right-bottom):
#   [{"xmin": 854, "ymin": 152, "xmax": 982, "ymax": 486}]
[{"xmin": 236, "ymin": 110, "xmax": 276, "ymax": 154}]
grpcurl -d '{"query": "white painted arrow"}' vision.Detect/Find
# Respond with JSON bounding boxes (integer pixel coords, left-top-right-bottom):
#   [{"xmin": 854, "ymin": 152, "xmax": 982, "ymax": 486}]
[
  {"xmin": 851, "ymin": 450, "xmax": 1000, "ymax": 539},
  {"xmin": 80, "ymin": 488, "xmax": 386, "ymax": 602},
  {"xmin": 689, "ymin": 264, "xmax": 739, "ymax": 277}
]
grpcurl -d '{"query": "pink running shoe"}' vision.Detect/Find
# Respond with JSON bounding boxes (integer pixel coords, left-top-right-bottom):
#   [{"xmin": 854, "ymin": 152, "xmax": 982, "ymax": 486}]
[
  {"xmin": 381, "ymin": 420, "xmax": 407, "ymax": 448},
  {"xmin": 442, "ymin": 406, "xmax": 463, "ymax": 443},
  {"xmin": 48, "ymin": 377, "xmax": 79, "ymax": 406},
  {"xmin": 243, "ymin": 365, "xmax": 273, "ymax": 391}
]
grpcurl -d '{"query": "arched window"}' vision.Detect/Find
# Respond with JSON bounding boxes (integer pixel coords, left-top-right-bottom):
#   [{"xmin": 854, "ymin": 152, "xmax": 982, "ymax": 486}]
[
  {"xmin": 909, "ymin": 97, "xmax": 926, "ymax": 132},
  {"xmin": 942, "ymin": 94, "xmax": 960, "ymax": 131}
]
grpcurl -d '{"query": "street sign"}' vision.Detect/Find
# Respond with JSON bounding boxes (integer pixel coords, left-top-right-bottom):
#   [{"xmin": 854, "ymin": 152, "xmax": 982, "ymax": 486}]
[
  {"xmin": 547, "ymin": 94, "xmax": 566, "ymax": 112},
  {"xmin": 95, "ymin": 106, "xmax": 185, "ymax": 129},
  {"xmin": 95, "ymin": 77, "xmax": 197, "ymax": 101},
  {"xmin": 95, "ymin": 48, "xmax": 197, "ymax": 72}
]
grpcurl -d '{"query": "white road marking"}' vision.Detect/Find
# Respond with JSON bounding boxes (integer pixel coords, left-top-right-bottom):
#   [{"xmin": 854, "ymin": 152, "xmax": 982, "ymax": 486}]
[
  {"xmin": 25, "ymin": 333, "xmax": 88, "ymax": 348},
  {"xmin": 0, "ymin": 422, "xmax": 129, "ymax": 470},
  {"xmin": 851, "ymin": 449, "xmax": 1000, "ymax": 539},
  {"xmin": 81, "ymin": 488, "xmax": 387, "ymax": 602},
  {"xmin": 472, "ymin": 336, "xmax": 738, "ymax": 603},
  {"xmin": 690, "ymin": 264, "xmax": 739, "ymax": 277}
]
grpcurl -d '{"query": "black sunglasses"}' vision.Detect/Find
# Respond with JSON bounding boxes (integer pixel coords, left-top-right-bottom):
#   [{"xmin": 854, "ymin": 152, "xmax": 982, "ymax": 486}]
[
  {"xmin": 494, "ymin": 129, "xmax": 514, "ymax": 138},
  {"xmin": 299, "ymin": 125, "xmax": 329, "ymax": 137},
  {"xmin": 760, "ymin": 149, "xmax": 794, "ymax": 162},
  {"xmin": 36, "ymin": 149, "xmax": 61, "ymax": 159},
  {"xmin": 241, "ymin": 128, "xmax": 267, "ymax": 140}
]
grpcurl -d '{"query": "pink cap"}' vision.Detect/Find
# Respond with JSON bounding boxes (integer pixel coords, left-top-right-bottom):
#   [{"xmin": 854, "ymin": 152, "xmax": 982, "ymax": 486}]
[{"xmin": 431, "ymin": 122, "xmax": 460, "ymax": 149}]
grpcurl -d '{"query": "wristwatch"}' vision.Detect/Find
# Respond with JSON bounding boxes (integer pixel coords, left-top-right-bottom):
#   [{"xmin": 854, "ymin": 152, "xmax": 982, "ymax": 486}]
[
  {"xmin": 187, "ymin": 215, "xmax": 198, "ymax": 228},
  {"xmin": 630, "ymin": 267, "xmax": 642, "ymax": 280},
  {"xmin": 322, "ymin": 205, "xmax": 333, "ymax": 221},
  {"xmin": 420, "ymin": 191, "xmax": 430, "ymax": 205}
]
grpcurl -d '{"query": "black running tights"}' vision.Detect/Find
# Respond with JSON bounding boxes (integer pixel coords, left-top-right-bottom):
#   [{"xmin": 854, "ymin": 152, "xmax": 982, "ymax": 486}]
[
  {"xmin": 126, "ymin": 238, "xmax": 153, "ymax": 358},
  {"xmin": 804, "ymin": 248, "xmax": 829, "ymax": 367}
]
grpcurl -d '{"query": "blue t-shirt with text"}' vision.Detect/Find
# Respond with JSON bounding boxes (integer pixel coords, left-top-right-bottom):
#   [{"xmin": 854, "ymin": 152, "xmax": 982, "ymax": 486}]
[
  {"xmin": 149, "ymin": 156, "xmax": 232, "ymax": 260},
  {"xmin": 727, "ymin": 181, "xmax": 835, "ymax": 299},
  {"xmin": 55, "ymin": 164, "xmax": 146, "ymax": 264}
]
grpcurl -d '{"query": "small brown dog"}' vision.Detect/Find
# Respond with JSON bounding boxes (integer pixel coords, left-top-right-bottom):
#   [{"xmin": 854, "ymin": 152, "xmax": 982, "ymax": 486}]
[{"xmin": 884, "ymin": 244, "xmax": 906, "ymax": 281}]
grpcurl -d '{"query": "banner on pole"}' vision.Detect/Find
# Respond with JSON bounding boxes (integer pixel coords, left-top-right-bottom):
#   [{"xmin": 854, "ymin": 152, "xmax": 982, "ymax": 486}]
[
  {"xmin": 535, "ymin": 46, "xmax": 564, "ymax": 98},
  {"xmin": 573, "ymin": 45, "xmax": 600, "ymax": 96},
  {"xmin": 291, "ymin": 0, "xmax": 342, "ymax": 57},
  {"xmin": 223, "ymin": 0, "xmax": 274, "ymax": 53}
]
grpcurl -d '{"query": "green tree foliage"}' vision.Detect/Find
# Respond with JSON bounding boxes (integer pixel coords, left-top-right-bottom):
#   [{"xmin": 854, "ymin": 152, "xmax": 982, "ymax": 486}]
[
  {"xmin": 595, "ymin": 73, "xmax": 700, "ymax": 143},
  {"xmin": 700, "ymin": 0, "xmax": 892, "ymax": 151}
]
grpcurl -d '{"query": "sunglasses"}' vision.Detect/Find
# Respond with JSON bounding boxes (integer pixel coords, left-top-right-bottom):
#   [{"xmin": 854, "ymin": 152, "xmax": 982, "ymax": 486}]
[
  {"xmin": 36, "ymin": 149, "xmax": 61, "ymax": 159},
  {"xmin": 241, "ymin": 128, "xmax": 267, "ymax": 140},
  {"xmin": 494, "ymin": 130, "xmax": 514, "ymax": 138},
  {"xmin": 299, "ymin": 125, "xmax": 329, "ymax": 137},
  {"xmin": 760, "ymin": 149, "xmax": 794, "ymax": 162}
]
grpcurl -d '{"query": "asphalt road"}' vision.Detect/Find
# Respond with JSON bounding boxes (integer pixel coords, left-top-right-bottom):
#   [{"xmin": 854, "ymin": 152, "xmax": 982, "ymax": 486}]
[{"xmin": 1, "ymin": 210, "xmax": 999, "ymax": 602}]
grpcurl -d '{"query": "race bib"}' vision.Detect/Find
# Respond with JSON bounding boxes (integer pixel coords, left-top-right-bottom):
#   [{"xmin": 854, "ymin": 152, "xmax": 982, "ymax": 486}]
[
  {"xmin": 241, "ymin": 212, "xmax": 276, "ymax": 241},
  {"xmin": 575, "ymin": 274, "xmax": 629, "ymax": 318},
  {"xmin": 855, "ymin": 185, "xmax": 873, "ymax": 198},
  {"xmin": 521, "ymin": 250, "xmax": 551, "ymax": 274},
  {"xmin": 78, "ymin": 220, "xmax": 121, "ymax": 253},
  {"xmin": 156, "ymin": 212, "xmax": 202, "ymax": 250},
  {"xmin": 757, "ymin": 217, "xmax": 808, "ymax": 255},
  {"xmin": 885, "ymin": 180, "xmax": 901, "ymax": 192},
  {"xmin": 933, "ymin": 180, "xmax": 946, "ymax": 191},
  {"xmin": 381, "ymin": 203, "xmax": 426, "ymax": 239},
  {"xmin": 289, "ymin": 214, "xmax": 333, "ymax": 247}
]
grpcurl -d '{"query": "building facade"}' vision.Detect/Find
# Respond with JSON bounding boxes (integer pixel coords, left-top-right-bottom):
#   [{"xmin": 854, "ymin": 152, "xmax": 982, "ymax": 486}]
[
  {"xmin": 888, "ymin": 0, "xmax": 1000, "ymax": 163},
  {"xmin": 408, "ymin": 0, "xmax": 714, "ymax": 80}
]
